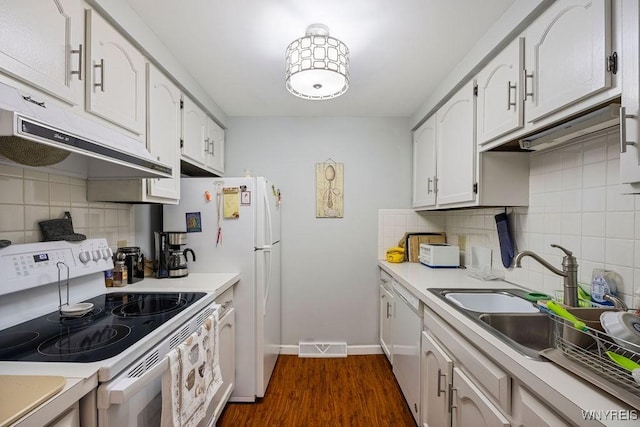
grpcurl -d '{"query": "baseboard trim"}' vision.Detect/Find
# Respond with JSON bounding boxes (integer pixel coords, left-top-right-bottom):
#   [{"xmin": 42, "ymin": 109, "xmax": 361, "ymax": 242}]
[{"xmin": 280, "ymin": 344, "xmax": 383, "ymax": 356}]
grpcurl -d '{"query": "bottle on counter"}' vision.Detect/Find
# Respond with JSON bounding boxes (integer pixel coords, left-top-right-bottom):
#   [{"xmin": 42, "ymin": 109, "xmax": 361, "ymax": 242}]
[
  {"xmin": 104, "ymin": 268, "xmax": 114, "ymax": 287},
  {"xmin": 112, "ymin": 252, "xmax": 128, "ymax": 287}
]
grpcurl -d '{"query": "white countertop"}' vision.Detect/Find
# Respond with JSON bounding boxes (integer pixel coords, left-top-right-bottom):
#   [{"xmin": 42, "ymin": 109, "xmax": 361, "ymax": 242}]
[
  {"xmin": 379, "ymin": 261, "xmax": 635, "ymax": 427},
  {"xmin": 120, "ymin": 272, "xmax": 240, "ymax": 298},
  {"xmin": 0, "ymin": 272, "xmax": 240, "ymax": 426}
]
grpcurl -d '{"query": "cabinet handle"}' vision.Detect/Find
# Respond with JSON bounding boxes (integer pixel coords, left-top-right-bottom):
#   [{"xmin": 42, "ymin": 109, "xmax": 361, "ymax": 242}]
[
  {"xmin": 506, "ymin": 80, "xmax": 516, "ymax": 110},
  {"xmin": 70, "ymin": 44, "xmax": 83, "ymax": 81},
  {"xmin": 523, "ymin": 70, "xmax": 533, "ymax": 101},
  {"xmin": 619, "ymin": 106, "xmax": 637, "ymax": 153},
  {"xmin": 448, "ymin": 384, "xmax": 457, "ymax": 412},
  {"xmin": 436, "ymin": 368, "xmax": 447, "ymax": 397},
  {"xmin": 386, "ymin": 301, "xmax": 392, "ymax": 318},
  {"xmin": 210, "ymin": 139, "xmax": 215, "ymax": 156},
  {"xmin": 427, "ymin": 177, "xmax": 433, "ymax": 194},
  {"xmin": 94, "ymin": 59, "xmax": 105, "ymax": 92},
  {"xmin": 204, "ymin": 137, "xmax": 210, "ymax": 154},
  {"xmin": 433, "ymin": 177, "xmax": 438, "ymax": 194}
]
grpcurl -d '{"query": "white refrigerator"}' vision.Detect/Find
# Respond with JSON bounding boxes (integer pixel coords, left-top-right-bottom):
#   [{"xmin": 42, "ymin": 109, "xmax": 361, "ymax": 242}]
[{"xmin": 163, "ymin": 176, "xmax": 281, "ymax": 401}]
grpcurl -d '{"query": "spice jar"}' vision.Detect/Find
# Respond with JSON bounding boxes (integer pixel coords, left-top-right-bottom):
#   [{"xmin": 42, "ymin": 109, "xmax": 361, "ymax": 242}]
[{"xmin": 112, "ymin": 252, "xmax": 128, "ymax": 287}]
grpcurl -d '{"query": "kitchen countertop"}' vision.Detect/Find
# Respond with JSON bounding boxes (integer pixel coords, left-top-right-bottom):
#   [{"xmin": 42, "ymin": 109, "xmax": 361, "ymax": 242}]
[
  {"xmin": 120, "ymin": 272, "xmax": 240, "ymax": 297},
  {"xmin": 378, "ymin": 261, "xmax": 634, "ymax": 427},
  {"xmin": 0, "ymin": 272, "xmax": 240, "ymax": 426}
]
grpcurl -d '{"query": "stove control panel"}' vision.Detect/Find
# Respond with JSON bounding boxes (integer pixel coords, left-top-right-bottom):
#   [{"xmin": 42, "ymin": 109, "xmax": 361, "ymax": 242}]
[{"xmin": 0, "ymin": 238, "xmax": 114, "ymax": 297}]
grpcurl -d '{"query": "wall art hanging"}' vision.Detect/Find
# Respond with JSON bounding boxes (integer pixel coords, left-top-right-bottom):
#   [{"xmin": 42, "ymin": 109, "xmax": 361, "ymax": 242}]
[{"xmin": 316, "ymin": 158, "xmax": 343, "ymax": 218}]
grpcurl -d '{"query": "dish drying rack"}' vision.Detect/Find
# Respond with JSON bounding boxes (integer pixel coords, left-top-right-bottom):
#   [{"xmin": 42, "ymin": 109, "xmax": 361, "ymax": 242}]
[{"xmin": 540, "ymin": 312, "xmax": 640, "ymax": 409}]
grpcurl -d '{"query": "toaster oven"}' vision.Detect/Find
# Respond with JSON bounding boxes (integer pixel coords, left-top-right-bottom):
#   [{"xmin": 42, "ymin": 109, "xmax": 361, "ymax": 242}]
[{"xmin": 419, "ymin": 243, "xmax": 460, "ymax": 268}]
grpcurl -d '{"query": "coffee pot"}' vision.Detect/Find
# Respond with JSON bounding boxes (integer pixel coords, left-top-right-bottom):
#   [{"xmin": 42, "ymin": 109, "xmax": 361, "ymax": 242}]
[{"xmin": 167, "ymin": 247, "xmax": 196, "ymax": 278}]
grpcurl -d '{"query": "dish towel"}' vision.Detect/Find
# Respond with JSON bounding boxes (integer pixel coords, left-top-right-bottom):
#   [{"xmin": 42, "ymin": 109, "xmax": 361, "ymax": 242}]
[{"xmin": 161, "ymin": 311, "xmax": 223, "ymax": 427}]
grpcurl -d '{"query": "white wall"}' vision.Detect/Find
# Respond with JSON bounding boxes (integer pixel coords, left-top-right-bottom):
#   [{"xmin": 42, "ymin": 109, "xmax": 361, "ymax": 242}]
[{"xmin": 225, "ymin": 117, "xmax": 412, "ymax": 347}]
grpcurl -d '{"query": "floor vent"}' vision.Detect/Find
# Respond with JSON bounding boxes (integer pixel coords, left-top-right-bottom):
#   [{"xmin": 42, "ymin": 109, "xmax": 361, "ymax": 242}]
[{"xmin": 298, "ymin": 341, "xmax": 347, "ymax": 358}]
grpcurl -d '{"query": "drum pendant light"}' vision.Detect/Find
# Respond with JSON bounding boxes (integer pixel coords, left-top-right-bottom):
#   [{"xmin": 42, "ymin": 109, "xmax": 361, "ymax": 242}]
[{"xmin": 285, "ymin": 24, "xmax": 350, "ymax": 100}]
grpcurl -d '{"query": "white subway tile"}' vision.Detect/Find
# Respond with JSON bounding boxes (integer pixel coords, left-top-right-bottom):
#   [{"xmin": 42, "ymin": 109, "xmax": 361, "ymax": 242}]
[
  {"xmin": 582, "ymin": 187, "xmax": 606, "ymax": 212},
  {"xmin": 544, "ymin": 170, "xmax": 563, "ymax": 193},
  {"xmin": 561, "ymin": 167, "xmax": 582, "ymax": 190},
  {"xmin": 48, "ymin": 174, "xmax": 70, "ymax": 184},
  {"xmin": 606, "ymin": 185, "xmax": 635, "ymax": 212},
  {"xmin": 606, "ymin": 158, "xmax": 620, "ymax": 185},
  {"xmin": 582, "ymin": 212, "xmax": 606, "ymax": 237},
  {"xmin": 605, "ymin": 239, "xmax": 634, "ymax": 267},
  {"xmin": 69, "ymin": 207, "xmax": 89, "ymax": 228},
  {"xmin": 0, "ymin": 165, "xmax": 23, "ymax": 178},
  {"xmin": 24, "ymin": 179, "xmax": 49, "ymax": 205},
  {"xmin": 70, "ymin": 184, "xmax": 88, "ymax": 207},
  {"xmin": 24, "ymin": 205, "xmax": 49, "ymax": 231},
  {"xmin": 561, "ymin": 190, "xmax": 582, "ymax": 213},
  {"xmin": 544, "ymin": 191, "xmax": 562, "ymax": 213},
  {"xmin": 88, "ymin": 208, "xmax": 105, "ymax": 229},
  {"xmin": 23, "ymin": 169, "xmax": 48, "ymax": 181},
  {"xmin": 606, "ymin": 212, "xmax": 634, "ymax": 239},
  {"xmin": 0, "ymin": 177, "xmax": 24, "ymax": 204},
  {"xmin": 583, "ymin": 162, "xmax": 607, "ymax": 188},
  {"xmin": 561, "ymin": 213, "xmax": 581, "ymax": 236},
  {"xmin": 49, "ymin": 182, "xmax": 71, "ymax": 206},
  {"xmin": 0, "ymin": 205, "xmax": 24, "ymax": 231},
  {"xmin": 582, "ymin": 237, "xmax": 605, "ymax": 263},
  {"xmin": 583, "ymin": 138, "xmax": 607, "ymax": 164}
]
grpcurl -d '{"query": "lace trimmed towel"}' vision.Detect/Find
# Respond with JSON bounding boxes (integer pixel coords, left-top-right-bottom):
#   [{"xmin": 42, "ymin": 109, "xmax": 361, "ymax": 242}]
[{"xmin": 161, "ymin": 311, "xmax": 222, "ymax": 427}]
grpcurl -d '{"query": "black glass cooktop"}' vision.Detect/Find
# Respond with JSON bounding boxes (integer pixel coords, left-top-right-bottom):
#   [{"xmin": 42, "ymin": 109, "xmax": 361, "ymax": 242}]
[{"xmin": 0, "ymin": 292, "xmax": 205, "ymax": 363}]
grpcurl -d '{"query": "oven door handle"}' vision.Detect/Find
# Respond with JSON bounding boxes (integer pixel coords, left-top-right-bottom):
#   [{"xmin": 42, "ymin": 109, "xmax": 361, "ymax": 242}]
[{"xmin": 97, "ymin": 357, "xmax": 169, "ymax": 409}]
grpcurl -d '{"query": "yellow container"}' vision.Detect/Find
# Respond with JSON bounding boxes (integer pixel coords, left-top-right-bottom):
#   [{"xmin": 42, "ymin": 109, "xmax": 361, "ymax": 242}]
[{"xmin": 386, "ymin": 247, "xmax": 405, "ymax": 263}]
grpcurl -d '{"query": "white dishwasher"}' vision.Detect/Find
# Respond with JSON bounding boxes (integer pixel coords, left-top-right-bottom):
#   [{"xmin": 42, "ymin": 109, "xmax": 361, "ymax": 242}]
[{"xmin": 392, "ymin": 281, "xmax": 422, "ymax": 425}]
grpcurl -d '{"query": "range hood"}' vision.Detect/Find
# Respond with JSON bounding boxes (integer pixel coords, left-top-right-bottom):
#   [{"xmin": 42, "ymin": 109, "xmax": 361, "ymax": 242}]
[
  {"xmin": 0, "ymin": 81, "xmax": 172, "ymax": 179},
  {"xmin": 519, "ymin": 104, "xmax": 620, "ymax": 151}
]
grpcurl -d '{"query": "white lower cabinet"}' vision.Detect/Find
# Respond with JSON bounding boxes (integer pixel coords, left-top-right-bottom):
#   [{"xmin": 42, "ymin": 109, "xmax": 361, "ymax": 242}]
[
  {"xmin": 45, "ymin": 402, "xmax": 80, "ymax": 427},
  {"xmin": 511, "ymin": 385, "xmax": 570, "ymax": 427},
  {"xmin": 422, "ymin": 307, "xmax": 511, "ymax": 427},
  {"xmin": 421, "ymin": 331, "xmax": 452, "ymax": 427},
  {"xmin": 209, "ymin": 287, "xmax": 235, "ymax": 423},
  {"xmin": 379, "ymin": 270, "xmax": 394, "ymax": 362},
  {"xmin": 451, "ymin": 367, "xmax": 510, "ymax": 427}
]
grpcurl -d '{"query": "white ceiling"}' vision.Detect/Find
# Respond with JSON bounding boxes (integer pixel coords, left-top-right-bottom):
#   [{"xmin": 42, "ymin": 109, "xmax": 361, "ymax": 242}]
[{"xmin": 125, "ymin": 0, "xmax": 516, "ymax": 118}]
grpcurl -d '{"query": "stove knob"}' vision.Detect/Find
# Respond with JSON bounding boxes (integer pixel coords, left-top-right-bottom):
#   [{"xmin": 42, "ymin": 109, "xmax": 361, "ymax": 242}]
[
  {"xmin": 79, "ymin": 251, "xmax": 91, "ymax": 264},
  {"xmin": 102, "ymin": 248, "xmax": 113, "ymax": 260},
  {"xmin": 92, "ymin": 250, "xmax": 101, "ymax": 261}
]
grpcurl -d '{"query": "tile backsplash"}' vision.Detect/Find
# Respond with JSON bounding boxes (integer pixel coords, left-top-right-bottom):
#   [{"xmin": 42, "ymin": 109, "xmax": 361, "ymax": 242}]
[
  {"xmin": 0, "ymin": 164, "xmax": 134, "ymax": 250},
  {"xmin": 380, "ymin": 128, "xmax": 640, "ymax": 308}
]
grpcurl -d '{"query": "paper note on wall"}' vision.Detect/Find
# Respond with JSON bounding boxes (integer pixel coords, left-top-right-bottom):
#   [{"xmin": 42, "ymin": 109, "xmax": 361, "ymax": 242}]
[{"xmin": 223, "ymin": 187, "xmax": 240, "ymax": 218}]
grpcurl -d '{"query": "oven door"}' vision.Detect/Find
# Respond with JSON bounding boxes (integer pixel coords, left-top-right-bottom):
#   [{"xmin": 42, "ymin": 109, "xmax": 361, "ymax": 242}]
[{"xmin": 96, "ymin": 303, "xmax": 221, "ymax": 427}]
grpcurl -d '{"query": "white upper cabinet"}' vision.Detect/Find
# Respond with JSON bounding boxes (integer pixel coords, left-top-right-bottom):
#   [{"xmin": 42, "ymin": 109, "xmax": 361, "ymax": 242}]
[
  {"xmin": 206, "ymin": 117, "xmax": 225, "ymax": 175},
  {"xmin": 412, "ymin": 115, "xmax": 437, "ymax": 208},
  {"xmin": 0, "ymin": 0, "xmax": 85, "ymax": 105},
  {"xmin": 85, "ymin": 8, "xmax": 146, "ymax": 135},
  {"xmin": 524, "ymin": 0, "xmax": 612, "ymax": 123},
  {"xmin": 476, "ymin": 38, "xmax": 524, "ymax": 145},
  {"xmin": 182, "ymin": 96, "xmax": 208, "ymax": 167},
  {"xmin": 146, "ymin": 63, "xmax": 181, "ymax": 200},
  {"xmin": 436, "ymin": 80, "xmax": 476, "ymax": 206}
]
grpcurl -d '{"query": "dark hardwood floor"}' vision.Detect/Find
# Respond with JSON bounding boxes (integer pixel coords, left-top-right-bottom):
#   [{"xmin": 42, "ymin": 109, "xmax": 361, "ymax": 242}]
[{"xmin": 216, "ymin": 354, "xmax": 416, "ymax": 427}]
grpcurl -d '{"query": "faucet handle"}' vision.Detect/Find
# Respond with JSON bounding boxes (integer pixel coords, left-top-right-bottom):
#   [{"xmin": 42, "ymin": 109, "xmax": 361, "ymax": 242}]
[{"xmin": 550, "ymin": 244, "xmax": 573, "ymax": 257}]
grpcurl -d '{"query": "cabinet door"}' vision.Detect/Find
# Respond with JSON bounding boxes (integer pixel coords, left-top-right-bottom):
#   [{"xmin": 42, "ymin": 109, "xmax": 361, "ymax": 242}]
[
  {"xmin": 0, "ymin": 0, "xmax": 84, "ymax": 105},
  {"xmin": 422, "ymin": 331, "xmax": 453, "ymax": 427},
  {"xmin": 413, "ymin": 115, "xmax": 437, "ymax": 208},
  {"xmin": 524, "ymin": 0, "xmax": 611, "ymax": 122},
  {"xmin": 476, "ymin": 38, "xmax": 524, "ymax": 145},
  {"xmin": 86, "ymin": 9, "xmax": 145, "ymax": 134},
  {"xmin": 211, "ymin": 306, "xmax": 235, "ymax": 421},
  {"xmin": 182, "ymin": 96, "xmax": 207, "ymax": 166},
  {"xmin": 206, "ymin": 117, "xmax": 225, "ymax": 174},
  {"xmin": 146, "ymin": 63, "xmax": 180, "ymax": 200},
  {"xmin": 513, "ymin": 385, "xmax": 569, "ymax": 427},
  {"xmin": 619, "ymin": 0, "xmax": 640, "ymax": 186},
  {"xmin": 379, "ymin": 283, "xmax": 393, "ymax": 362},
  {"xmin": 451, "ymin": 368, "xmax": 510, "ymax": 427},
  {"xmin": 436, "ymin": 80, "xmax": 476, "ymax": 206}
]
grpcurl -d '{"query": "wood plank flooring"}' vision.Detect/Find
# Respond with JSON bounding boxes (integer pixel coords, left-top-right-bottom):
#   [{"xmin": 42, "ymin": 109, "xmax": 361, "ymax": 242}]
[{"xmin": 216, "ymin": 355, "xmax": 416, "ymax": 426}]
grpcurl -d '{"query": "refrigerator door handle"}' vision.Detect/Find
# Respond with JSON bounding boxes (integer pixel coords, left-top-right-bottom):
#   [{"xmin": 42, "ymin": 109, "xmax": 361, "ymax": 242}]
[{"xmin": 254, "ymin": 245, "xmax": 272, "ymax": 251}]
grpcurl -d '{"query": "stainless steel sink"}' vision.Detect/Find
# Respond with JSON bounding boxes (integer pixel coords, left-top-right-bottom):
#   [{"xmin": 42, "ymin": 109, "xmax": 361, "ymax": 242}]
[
  {"xmin": 429, "ymin": 288, "xmax": 551, "ymax": 360},
  {"xmin": 479, "ymin": 313, "xmax": 553, "ymax": 359}
]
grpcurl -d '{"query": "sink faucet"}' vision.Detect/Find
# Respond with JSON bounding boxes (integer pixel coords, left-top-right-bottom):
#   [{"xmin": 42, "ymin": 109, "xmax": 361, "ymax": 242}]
[{"xmin": 514, "ymin": 244, "xmax": 579, "ymax": 307}]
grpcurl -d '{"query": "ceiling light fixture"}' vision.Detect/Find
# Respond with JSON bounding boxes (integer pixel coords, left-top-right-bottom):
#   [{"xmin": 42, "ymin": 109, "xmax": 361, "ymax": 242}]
[{"xmin": 285, "ymin": 23, "xmax": 350, "ymax": 100}]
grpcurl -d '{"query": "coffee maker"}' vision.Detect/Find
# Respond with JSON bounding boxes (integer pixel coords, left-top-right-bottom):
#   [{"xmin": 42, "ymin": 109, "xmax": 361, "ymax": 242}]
[{"xmin": 155, "ymin": 231, "xmax": 196, "ymax": 278}]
